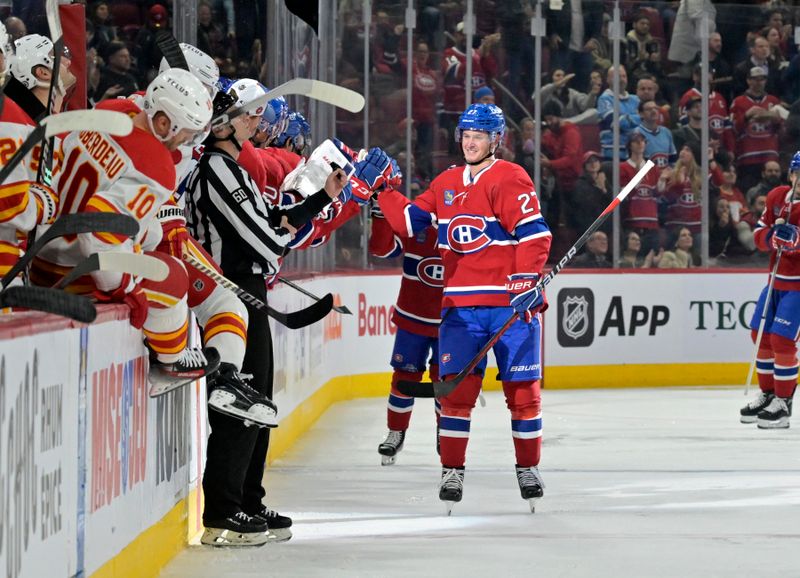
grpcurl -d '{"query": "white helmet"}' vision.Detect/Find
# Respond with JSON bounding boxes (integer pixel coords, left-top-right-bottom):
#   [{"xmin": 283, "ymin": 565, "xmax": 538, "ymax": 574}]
[
  {"xmin": 158, "ymin": 43, "xmax": 219, "ymax": 98},
  {"xmin": 10, "ymin": 34, "xmax": 54, "ymax": 89},
  {"xmin": 143, "ymin": 67, "xmax": 213, "ymax": 144},
  {"xmin": 228, "ymin": 78, "xmax": 267, "ymax": 117}
]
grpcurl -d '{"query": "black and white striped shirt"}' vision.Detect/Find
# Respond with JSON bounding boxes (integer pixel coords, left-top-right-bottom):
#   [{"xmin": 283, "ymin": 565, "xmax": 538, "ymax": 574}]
[{"xmin": 185, "ymin": 149, "xmax": 291, "ymax": 277}]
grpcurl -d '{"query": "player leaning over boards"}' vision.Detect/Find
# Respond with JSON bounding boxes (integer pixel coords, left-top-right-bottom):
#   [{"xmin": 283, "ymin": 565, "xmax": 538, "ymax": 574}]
[
  {"xmin": 368, "ymin": 103, "xmax": 551, "ymax": 514},
  {"xmin": 740, "ymin": 152, "xmax": 800, "ymax": 429}
]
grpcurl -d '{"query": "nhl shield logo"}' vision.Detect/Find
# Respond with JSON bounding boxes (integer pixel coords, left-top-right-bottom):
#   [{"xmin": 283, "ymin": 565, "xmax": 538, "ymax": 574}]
[
  {"xmin": 557, "ymin": 288, "xmax": 594, "ymax": 347},
  {"xmin": 563, "ymin": 296, "xmax": 589, "ymax": 340}
]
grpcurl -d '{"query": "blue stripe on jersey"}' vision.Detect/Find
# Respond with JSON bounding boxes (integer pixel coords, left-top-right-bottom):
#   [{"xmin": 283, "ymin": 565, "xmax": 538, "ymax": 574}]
[
  {"xmin": 443, "ymin": 287, "xmax": 506, "ymax": 295},
  {"xmin": 407, "ymin": 204, "xmax": 435, "ymax": 234},
  {"xmin": 440, "ymin": 415, "xmax": 470, "ymax": 433},
  {"xmin": 289, "ymin": 221, "xmax": 314, "ymax": 248},
  {"xmin": 774, "ymin": 365, "xmax": 799, "ymax": 378},
  {"xmin": 514, "ymin": 218, "xmax": 551, "ymax": 242},
  {"xmin": 511, "ymin": 417, "xmax": 542, "ymax": 433}
]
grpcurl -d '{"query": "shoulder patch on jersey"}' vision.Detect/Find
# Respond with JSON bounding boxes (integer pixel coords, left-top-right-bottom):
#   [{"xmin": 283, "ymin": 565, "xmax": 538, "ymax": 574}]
[
  {"xmin": 231, "ymin": 187, "xmax": 249, "ymax": 204},
  {"xmin": 444, "ymin": 189, "xmax": 455, "ymax": 206}
]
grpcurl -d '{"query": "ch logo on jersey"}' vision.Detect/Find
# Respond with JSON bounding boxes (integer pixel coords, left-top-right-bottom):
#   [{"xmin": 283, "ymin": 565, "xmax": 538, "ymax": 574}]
[
  {"xmin": 710, "ymin": 117, "xmax": 724, "ymax": 130},
  {"xmin": 652, "ymin": 154, "xmax": 669, "ymax": 168},
  {"xmin": 635, "ymin": 184, "xmax": 654, "ymax": 198},
  {"xmin": 416, "ymin": 256, "xmax": 445, "ymax": 287},
  {"xmin": 679, "ymin": 191, "xmax": 696, "ymax": 204},
  {"xmin": 447, "ymin": 215, "xmax": 491, "ymax": 254},
  {"xmin": 748, "ymin": 121, "xmax": 769, "ymax": 135}
]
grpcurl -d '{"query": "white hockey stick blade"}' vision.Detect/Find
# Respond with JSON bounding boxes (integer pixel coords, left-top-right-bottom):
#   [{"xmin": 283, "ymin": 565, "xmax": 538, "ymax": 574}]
[
  {"xmin": 42, "ymin": 110, "xmax": 134, "ymax": 138},
  {"xmin": 97, "ymin": 252, "xmax": 169, "ymax": 281},
  {"xmin": 46, "ymin": 0, "xmax": 63, "ymax": 42},
  {"xmin": 212, "ymin": 79, "xmax": 365, "ymax": 127}
]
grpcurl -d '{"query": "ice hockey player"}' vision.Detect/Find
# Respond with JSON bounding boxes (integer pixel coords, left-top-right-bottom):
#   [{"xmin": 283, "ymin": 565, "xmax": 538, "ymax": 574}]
[
  {"xmin": 0, "ymin": 31, "xmax": 69, "ymax": 277},
  {"xmin": 184, "ymin": 88, "xmax": 347, "ymax": 546},
  {"xmin": 30, "ymin": 68, "xmax": 220, "ymax": 386},
  {"xmin": 369, "ymin": 161, "xmax": 443, "ymax": 465},
  {"xmin": 367, "ymin": 103, "xmax": 552, "ymax": 514},
  {"xmin": 740, "ymin": 151, "xmax": 800, "ymax": 429}
]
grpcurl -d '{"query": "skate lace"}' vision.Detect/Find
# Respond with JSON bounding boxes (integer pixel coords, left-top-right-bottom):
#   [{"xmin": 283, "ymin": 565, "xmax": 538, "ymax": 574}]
[
  {"xmin": 384, "ymin": 430, "xmax": 403, "ymax": 446},
  {"xmin": 178, "ymin": 348, "xmax": 207, "ymax": 369},
  {"xmin": 440, "ymin": 468, "xmax": 463, "ymax": 491},
  {"xmin": 233, "ymin": 511, "xmax": 254, "ymax": 523},
  {"xmin": 763, "ymin": 396, "xmax": 787, "ymax": 413},
  {"xmin": 747, "ymin": 392, "xmax": 771, "ymax": 410},
  {"xmin": 517, "ymin": 467, "xmax": 545, "ymax": 489}
]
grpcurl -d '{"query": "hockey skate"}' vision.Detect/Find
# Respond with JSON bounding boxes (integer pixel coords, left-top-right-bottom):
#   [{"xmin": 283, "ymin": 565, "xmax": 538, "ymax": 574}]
[
  {"xmin": 516, "ymin": 465, "xmax": 545, "ymax": 513},
  {"xmin": 757, "ymin": 396, "xmax": 792, "ymax": 429},
  {"xmin": 438, "ymin": 466, "xmax": 465, "ymax": 516},
  {"xmin": 248, "ymin": 505, "xmax": 293, "ymax": 542},
  {"xmin": 201, "ymin": 511, "xmax": 268, "ymax": 547},
  {"xmin": 207, "ymin": 363, "xmax": 278, "ymax": 427},
  {"xmin": 148, "ymin": 347, "xmax": 221, "ymax": 397},
  {"xmin": 740, "ymin": 391, "xmax": 774, "ymax": 424},
  {"xmin": 378, "ymin": 430, "xmax": 405, "ymax": 465}
]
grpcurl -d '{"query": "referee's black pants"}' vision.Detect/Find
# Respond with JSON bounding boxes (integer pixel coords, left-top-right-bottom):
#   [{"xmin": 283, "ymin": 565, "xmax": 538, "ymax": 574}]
[{"xmin": 202, "ymin": 274, "xmax": 274, "ymax": 522}]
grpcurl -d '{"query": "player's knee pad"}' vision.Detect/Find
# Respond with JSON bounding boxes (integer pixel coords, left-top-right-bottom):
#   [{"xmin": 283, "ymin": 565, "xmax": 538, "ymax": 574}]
[
  {"xmin": 440, "ymin": 373, "xmax": 482, "ymax": 413},
  {"xmin": 770, "ymin": 333, "xmax": 798, "ymax": 357},
  {"xmin": 141, "ymin": 252, "xmax": 188, "ymax": 308},
  {"xmin": 503, "ymin": 380, "xmax": 541, "ymax": 419}
]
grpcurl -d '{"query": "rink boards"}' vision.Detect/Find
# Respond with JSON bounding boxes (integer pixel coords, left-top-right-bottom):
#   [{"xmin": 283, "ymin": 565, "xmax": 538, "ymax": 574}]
[{"xmin": 0, "ymin": 269, "xmax": 766, "ymax": 577}]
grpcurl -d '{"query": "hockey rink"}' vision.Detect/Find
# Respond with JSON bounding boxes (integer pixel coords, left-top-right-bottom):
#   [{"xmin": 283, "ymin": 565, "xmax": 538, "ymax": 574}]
[{"xmin": 160, "ymin": 387, "xmax": 800, "ymax": 577}]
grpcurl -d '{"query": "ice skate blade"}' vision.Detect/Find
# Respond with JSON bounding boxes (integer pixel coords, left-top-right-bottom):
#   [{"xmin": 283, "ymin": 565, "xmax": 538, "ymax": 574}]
[
  {"xmin": 526, "ymin": 497, "xmax": 540, "ymax": 513},
  {"xmin": 208, "ymin": 391, "xmax": 278, "ymax": 427},
  {"xmin": 266, "ymin": 528, "xmax": 292, "ymax": 542},
  {"xmin": 200, "ymin": 528, "xmax": 268, "ymax": 547},
  {"xmin": 443, "ymin": 501, "xmax": 456, "ymax": 516},
  {"xmin": 148, "ymin": 369, "xmax": 195, "ymax": 397},
  {"xmin": 381, "ymin": 454, "xmax": 397, "ymax": 466},
  {"xmin": 756, "ymin": 419, "xmax": 790, "ymax": 430},
  {"xmin": 740, "ymin": 415, "xmax": 758, "ymax": 424}
]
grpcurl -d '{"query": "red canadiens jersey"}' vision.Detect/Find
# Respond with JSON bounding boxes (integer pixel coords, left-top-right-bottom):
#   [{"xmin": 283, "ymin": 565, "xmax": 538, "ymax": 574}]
[
  {"xmin": 620, "ymin": 159, "xmax": 660, "ymax": 229},
  {"xmin": 442, "ymin": 47, "xmax": 486, "ymax": 114},
  {"xmin": 378, "ymin": 159, "xmax": 552, "ymax": 308},
  {"xmin": 664, "ymin": 179, "xmax": 701, "ymax": 233},
  {"xmin": 369, "ymin": 215, "xmax": 442, "ymax": 337},
  {"xmin": 678, "ymin": 88, "xmax": 735, "ymax": 151},
  {"xmin": 730, "ymin": 93, "xmax": 781, "ymax": 166},
  {"xmin": 754, "ymin": 185, "xmax": 800, "ymax": 291}
]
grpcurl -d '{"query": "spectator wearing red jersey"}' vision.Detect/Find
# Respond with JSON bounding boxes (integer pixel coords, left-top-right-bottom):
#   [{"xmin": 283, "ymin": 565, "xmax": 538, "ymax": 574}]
[
  {"xmin": 730, "ymin": 67, "xmax": 783, "ymax": 193},
  {"xmin": 541, "ymin": 99, "xmax": 583, "ymax": 223}
]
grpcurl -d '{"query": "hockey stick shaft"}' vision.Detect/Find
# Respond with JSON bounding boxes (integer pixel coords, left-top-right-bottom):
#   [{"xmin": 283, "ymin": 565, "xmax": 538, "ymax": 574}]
[
  {"xmin": 744, "ymin": 248, "xmax": 782, "ymax": 395},
  {"xmin": 397, "ymin": 160, "xmax": 655, "ymax": 398},
  {"xmin": 0, "ymin": 212, "xmax": 139, "ymax": 289},
  {"xmin": 277, "ymin": 276, "xmax": 352, "ymax": 314},
  {"xmin": 37, "ymin": 0, "xmax": 64, "ymax": 186},
  {"xmin": 183, "ymin": 254, "xmax": 333, "ymax": 328}
]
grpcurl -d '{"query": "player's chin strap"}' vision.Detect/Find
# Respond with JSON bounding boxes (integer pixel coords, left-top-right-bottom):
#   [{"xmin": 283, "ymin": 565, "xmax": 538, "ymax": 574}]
[{"xmin": 206, "ymin": 124, "xmax": 244, "ymax": 152}]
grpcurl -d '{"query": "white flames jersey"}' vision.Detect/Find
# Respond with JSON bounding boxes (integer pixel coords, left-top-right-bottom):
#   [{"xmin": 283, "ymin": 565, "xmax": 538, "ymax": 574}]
[{"xmin": 38, "ymin": 99, "xmax": 176, "ymax": 292}]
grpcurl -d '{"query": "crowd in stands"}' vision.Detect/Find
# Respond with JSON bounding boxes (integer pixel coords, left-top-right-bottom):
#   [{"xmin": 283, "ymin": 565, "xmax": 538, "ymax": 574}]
[{"xmin": 336, "ymin": 0, "xmax": 800, "ymax": 268}]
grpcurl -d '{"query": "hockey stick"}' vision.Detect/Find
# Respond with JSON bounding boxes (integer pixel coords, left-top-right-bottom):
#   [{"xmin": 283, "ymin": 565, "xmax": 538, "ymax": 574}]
[
  {"xmin": 396, "ymin": 160, "xmax": 656, "ymax": 398},
  {"xmin": 744, "ymin": 247, "xmax": 783, "ymax": 396},
  {"xmin": 54, "ymin": 252, "xmax": 169, "ymax": 289},
  {"xmin": 0, "ymin": 212, "xmax": 139, "ymax": 290},
  {"xmin": 35, "ymin": 0, "xmax": 64, "ymax": 188},
  {"xmin": 0, "ymin": 110, "xmax": 134, "ymax": 185},
  {"xmin": 155, "ymin": 30, "xmax": 189, "ymax": 70},
  {"xmin": 212, "ymin": 78, "xmax": 365, "ymax": 129},
  {"xmin": 183, "ymin": 253, "xmax": 335, "ymax": 329},
  {"xmin": 278, "ymin": 276, "xmax": 352, "ymax": 314},
  {"xmin": 0, "ymin": 286, "xmax": 96, "ymax": 323}
]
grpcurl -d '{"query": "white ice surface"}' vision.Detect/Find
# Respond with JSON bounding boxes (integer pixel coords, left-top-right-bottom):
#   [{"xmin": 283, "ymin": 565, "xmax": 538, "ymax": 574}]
[{"xmin": 160, "ymin": 387, "xmax": 800, "ymax": 578}]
